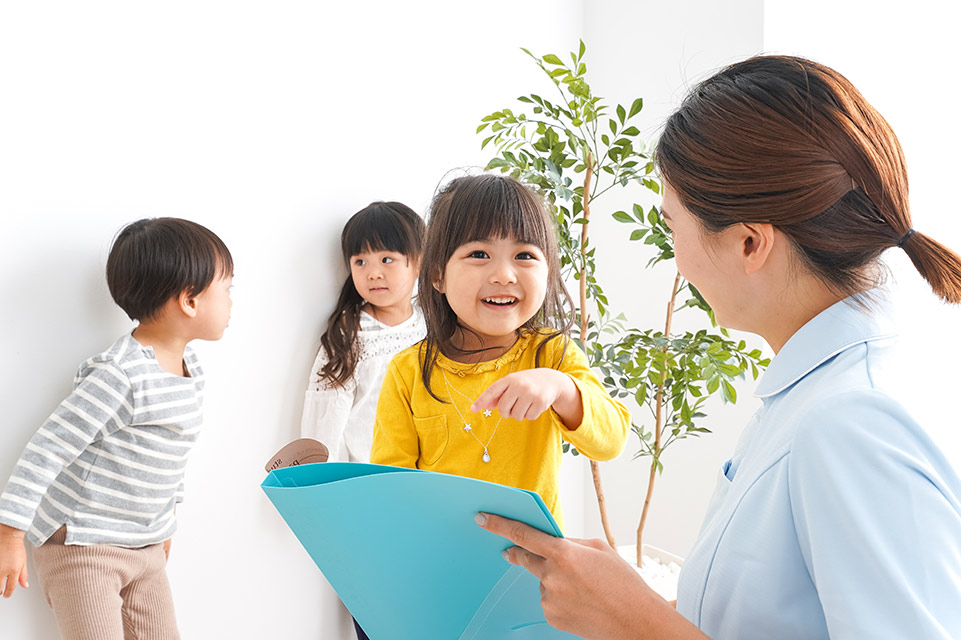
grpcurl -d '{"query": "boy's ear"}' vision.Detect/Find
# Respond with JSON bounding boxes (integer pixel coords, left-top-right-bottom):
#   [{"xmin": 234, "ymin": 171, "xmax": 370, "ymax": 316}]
[{"xmin": 178, "ymin": 290, "xmax": 199, "ymax": 318}]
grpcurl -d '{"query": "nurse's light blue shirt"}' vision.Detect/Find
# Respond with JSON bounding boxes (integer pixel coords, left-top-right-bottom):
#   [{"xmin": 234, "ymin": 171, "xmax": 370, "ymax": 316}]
[{"xmin": 676, "ymin": 294, "xmax": 961, "ymax": 639}]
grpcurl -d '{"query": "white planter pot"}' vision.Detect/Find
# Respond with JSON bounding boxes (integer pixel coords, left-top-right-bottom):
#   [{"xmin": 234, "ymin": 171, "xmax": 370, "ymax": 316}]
[{"xmin": 617, "ymin": 543, "xmax": 683, "ymax": 602}]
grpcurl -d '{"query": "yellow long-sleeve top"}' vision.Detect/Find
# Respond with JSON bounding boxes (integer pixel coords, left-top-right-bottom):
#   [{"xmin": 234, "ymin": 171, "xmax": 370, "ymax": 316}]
[{"xmin": 370, "ymin": 331, "xmax": 630, "ymax": 529}]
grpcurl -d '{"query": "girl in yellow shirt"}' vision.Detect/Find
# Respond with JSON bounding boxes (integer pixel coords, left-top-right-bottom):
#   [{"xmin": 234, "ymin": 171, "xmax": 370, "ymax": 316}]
[{"xmin": 370, "ymin": 174, "xmax": 630, "ymax": 528}]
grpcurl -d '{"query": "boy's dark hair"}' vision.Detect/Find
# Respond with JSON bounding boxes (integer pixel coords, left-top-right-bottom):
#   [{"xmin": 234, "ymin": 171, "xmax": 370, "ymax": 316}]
[
  {"xmin": 106, "ymin": 217, "xmax": 234, "ymax": 321},
  {"xmin": 319, "ymin": 201, "xmax": 426, "ymax": 387},
  {"xmin": 419, "ymin": 173, "xmax": 574, "ymax": 401}
]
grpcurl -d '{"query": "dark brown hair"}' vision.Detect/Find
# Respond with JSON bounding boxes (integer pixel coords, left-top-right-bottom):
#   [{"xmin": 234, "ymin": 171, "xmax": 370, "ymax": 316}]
[
  {"xmin": 106, "ymin": 217, "xmax": 233, "ymax": 321},
  {"xmin": 656, "ymin": 55, "xmax": 961, "ymax": 303},
  {"xmin": 419, "ymin": 173, "xmax": 574, "ymax": 400},
  {"xmin": 319, "ymin": 202, "xmax": 425, "ymax": 387}
]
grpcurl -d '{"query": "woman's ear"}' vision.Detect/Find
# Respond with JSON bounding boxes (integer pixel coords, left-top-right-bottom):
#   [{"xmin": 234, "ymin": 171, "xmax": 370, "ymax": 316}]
[
  {"xmin": 433, "ymin": 279, "xmax": 445, "ymax": 294},
  {"xmin": 740, "ymin": 223, "xmax": 776, "ymax": 275}
]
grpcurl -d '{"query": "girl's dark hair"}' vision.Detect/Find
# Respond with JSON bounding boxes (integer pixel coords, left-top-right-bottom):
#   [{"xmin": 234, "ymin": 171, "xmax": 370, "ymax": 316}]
[
  {"xmin": 319, "ymin": 201, "xmax": 425, "ymax": 387},
  {"xmin": 419, "ymin": 173, "xmax": 574, "ymax": 400},
  {"xmin": 656, "ymin": 55, "xmax": 961, "ymax": 304},
  {"xmin": 106, "ymin": 217, "xmax": 233, "ymax": 321}
]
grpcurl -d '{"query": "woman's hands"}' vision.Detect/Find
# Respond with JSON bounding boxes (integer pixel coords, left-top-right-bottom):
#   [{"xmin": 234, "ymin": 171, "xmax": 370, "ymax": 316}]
[
  {"xmin": 0, "ymin": 523, "xmax": 29, "ymax": 598},
  {"xmin": 472, "ymin": 369, "xmax": 583, "ymax": 428},
  {"xmin": 475, "ymin": 513, "xmax": 709, "ymax": 640}
]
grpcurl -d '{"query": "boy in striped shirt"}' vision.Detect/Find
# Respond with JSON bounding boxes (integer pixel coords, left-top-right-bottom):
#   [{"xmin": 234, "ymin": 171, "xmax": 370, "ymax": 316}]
[{"xmin": 0, "ymin": 218, "xmax": 233, "ymax": 639}]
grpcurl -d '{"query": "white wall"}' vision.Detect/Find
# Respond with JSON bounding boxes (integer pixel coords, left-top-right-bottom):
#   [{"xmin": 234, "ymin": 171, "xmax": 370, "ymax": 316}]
[{"xmin": 0, "ymin": 2, "xmax": 587, "ymax": 637}]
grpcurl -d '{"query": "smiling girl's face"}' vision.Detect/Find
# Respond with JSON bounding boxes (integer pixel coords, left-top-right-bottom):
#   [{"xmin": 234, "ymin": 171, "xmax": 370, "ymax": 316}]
[{"xmin": 435, "ymin": 237, "xmax": 548, "ymax": 352}]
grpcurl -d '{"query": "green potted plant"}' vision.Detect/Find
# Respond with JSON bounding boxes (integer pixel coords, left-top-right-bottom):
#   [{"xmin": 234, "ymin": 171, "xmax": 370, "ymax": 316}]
[{"xmin": 477, "ymin": 42, "xmax": 770, "ymax": 565}]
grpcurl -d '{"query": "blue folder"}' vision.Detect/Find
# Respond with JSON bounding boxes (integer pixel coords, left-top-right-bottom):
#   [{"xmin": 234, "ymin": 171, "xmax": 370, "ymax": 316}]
[{"xmin": 261, "ymin": 462, "xmax": 583, "ymax": 639}]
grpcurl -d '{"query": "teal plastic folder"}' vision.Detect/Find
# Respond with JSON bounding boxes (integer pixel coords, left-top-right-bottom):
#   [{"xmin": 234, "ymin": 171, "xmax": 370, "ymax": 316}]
[{"xmin": 261, "ymin": 462, "xmax": 583, "ymax": 639}]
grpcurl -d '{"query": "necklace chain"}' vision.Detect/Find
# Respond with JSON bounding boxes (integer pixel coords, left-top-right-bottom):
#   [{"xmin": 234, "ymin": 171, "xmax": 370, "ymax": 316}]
[{"xmin": 440, "ymin": 363, "xmax": 513, "ymax": 463}]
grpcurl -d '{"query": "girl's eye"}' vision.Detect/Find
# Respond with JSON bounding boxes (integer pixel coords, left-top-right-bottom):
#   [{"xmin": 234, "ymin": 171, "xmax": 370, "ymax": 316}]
[
  {"xmin": 515, "ymin": 251, "xmax": 537, "ymax": 260},
  {"xmin": 382, "ymin": 256, "xmax": 394, "ymax": 264},
  {"xmin": 468, "ymin": 250, "xmax": 489, "ymax": 259},
  {"xmin": 354, "ymin": 259, "xmax": 366, "ymax": 266}
]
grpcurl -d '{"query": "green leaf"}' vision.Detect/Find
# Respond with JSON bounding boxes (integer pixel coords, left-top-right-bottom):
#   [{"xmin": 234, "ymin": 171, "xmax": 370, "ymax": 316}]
[
  {"xmin": 616, "ymin": 104, "xmax": 626, "ymax": 124},
  {"xmin": 578, "ymin": 40, "xmax": 586, "ymax": 60},
  {"xmin": 719, "ymin": 363, "xmax": 741, "ymax": 377},
  {"xmin": 629, "ymin": 97, "xmax": 644, "ymax": 118},
  {"xmin": 706, "ymin": 376, "xmax": 720, "ymax": 394},
  {"xmin": 721, "ymin": 380, "xmax": 737, "ymax": 403},
  {"xmin": 543, "ymin": 53, "xmax": 564, "ymax": 65},
  {"xmin": 612, "ymin": 211, "xmax": 633, "ymax": 223}
]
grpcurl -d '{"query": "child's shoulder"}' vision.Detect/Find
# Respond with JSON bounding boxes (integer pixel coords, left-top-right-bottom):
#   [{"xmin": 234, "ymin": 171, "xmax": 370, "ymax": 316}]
[
  {"xmin": 524, "ymin": 329, "xmax": 576, "ymax": 354},
  {"xmin": 388, "ymin": 340, "xmax": 426, "ymax": 369},
  {"xmin": 521, "ymin": 330, "xmax": 590, "ymax": 371},
  {"xmin": 76, "ymin": 333, "xmax": 150, "ymax": 382}
]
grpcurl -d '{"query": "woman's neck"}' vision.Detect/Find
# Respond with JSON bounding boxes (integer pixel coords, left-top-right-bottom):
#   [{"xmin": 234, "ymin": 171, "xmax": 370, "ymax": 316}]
[{"xmin": 759, "ymin": 276, "xmax": 847, "ymax": 354}]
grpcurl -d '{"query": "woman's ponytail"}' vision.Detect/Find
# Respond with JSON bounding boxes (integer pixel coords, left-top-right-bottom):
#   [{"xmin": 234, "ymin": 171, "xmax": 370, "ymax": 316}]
[{"xmin": 898, "ymin": 231, "xmax": 961, "ymax": 304}]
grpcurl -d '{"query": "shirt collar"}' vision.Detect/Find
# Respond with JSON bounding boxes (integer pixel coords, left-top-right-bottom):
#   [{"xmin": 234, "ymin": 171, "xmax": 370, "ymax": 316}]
[{"xmin": 754, "ymin": 290, "xmax": 897, "ymax": 399}]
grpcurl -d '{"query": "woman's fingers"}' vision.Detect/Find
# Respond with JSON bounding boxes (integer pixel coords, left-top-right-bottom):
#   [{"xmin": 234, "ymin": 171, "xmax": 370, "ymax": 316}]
[
  {"xmin": 476, "ymin": 512, "xmax": 562, "ymax": 561},
  {"xmin": 504, "ymin": 545, "xmax": 549, "ymax": 578}
]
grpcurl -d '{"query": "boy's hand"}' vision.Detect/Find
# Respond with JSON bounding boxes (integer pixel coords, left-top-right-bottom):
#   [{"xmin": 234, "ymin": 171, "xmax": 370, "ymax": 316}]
[
  {"xmin": 0, "ymin": 523, "xmax": 29, "ymax": 598},
  {"xmin": 163, "ymin": 538, "xmax": 172, "ymax": 561},
  {"xmin": 472, "ymin": 369, "xmax": 582, "ymax": 428}
]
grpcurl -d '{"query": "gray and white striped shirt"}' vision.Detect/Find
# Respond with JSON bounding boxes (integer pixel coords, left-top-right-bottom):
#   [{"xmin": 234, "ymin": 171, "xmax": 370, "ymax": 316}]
[{"xmin": 0, "ymin": 333, "xmax": 204, "ymax": 547}]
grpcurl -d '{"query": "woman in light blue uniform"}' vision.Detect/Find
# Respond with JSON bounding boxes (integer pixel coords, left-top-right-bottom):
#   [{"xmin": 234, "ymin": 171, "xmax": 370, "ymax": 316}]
[{"xmin": 476, "ymin": 55, "xmax": 961, "ymax": 639}]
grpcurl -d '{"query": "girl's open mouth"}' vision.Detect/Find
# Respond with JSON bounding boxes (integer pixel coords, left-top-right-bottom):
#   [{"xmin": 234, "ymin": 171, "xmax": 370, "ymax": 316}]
[{"xmin": 482, "ymin": 296, "xmax": 518, "ymax": 306}]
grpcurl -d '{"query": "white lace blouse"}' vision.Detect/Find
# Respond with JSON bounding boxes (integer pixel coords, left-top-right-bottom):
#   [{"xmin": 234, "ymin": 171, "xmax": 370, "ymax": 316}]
[{"xmin": 300, "ymin": 306, "xmax": 426, "ymax": 462}]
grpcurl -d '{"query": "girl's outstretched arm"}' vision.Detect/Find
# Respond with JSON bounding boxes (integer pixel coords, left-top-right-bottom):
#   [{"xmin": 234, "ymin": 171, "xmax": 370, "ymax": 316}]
[
  {"xmin": 472, "ymin": 369, "xmax": 582, "ymax": 428},
  {"xmin": 474, "ymin": 339, "xmax": 629, "ymax": 460},
  {"xmin": 475, "ymin": 513, "xmax": 708, "ymax": 640}
]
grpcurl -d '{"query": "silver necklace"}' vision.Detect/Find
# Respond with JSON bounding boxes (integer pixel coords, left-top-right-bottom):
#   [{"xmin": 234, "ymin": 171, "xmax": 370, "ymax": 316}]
[{"xmin": 440, "ymin": 363, "xmax": 513, "ymax": 463}]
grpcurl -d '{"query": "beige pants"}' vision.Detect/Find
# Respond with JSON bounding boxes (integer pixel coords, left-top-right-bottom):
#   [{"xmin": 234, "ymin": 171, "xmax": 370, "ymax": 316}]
[{"xmin": 32, "ymin": 527, "xmax": 180, "ymax": 640}]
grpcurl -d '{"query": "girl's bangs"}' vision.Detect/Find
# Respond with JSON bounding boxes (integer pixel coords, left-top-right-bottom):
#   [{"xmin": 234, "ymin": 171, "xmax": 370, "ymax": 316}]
[
  {"xmin": 344, "ymin": 209, "xmax": 419, "ymax": 258},
  {"xmin": 447, "ymin": 181, "xmax": 550, "ymax": 250}
]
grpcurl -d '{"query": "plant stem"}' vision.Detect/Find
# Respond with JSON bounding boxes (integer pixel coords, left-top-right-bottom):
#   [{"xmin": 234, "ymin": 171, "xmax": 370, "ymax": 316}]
[
  {"xmin": 637, "ymin": 271, "xmax": 682, "ymax": 566},
  {"xmin": 578, "ymin": 152, "xmax": 617, "ymax": 550}
]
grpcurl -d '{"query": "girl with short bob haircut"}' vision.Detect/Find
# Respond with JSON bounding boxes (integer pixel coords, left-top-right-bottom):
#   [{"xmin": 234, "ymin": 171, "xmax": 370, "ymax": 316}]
[
  {"xmin": 477, "ymin": 56, "xmax": 961, "ymax": 639},
  {"xmin": 371, "ymin": 173, "xmax": 630, "ymax": 529}
]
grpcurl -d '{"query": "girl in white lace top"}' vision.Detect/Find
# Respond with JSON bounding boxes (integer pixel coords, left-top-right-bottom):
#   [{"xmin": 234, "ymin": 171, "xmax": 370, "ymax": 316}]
[{"xmin": 301, "ymin": 202, "xmax": 426, "ymax": 464}]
